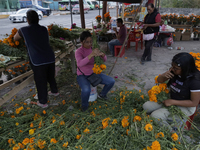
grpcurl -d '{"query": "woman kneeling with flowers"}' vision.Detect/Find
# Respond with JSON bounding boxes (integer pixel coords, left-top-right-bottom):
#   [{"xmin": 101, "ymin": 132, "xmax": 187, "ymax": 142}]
[
  {"xmin": 75, "ymin": 31, "xmax": 115, "ymax": 111},
  {"xmin": 143, "ymin": 52, "xmax": 200, "ymax": 129}
]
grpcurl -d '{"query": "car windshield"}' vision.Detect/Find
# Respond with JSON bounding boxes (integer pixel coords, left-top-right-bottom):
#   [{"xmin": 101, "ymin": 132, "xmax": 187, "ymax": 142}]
[{"xmin": 16, "ymin": 9, "xmax": 27, "ymax": 14}]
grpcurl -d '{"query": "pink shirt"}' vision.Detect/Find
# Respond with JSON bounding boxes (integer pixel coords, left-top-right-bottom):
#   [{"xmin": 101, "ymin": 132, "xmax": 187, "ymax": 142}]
[{"xmin": 75, "ymin": 46, "xmax": 107, "ymax": 76}]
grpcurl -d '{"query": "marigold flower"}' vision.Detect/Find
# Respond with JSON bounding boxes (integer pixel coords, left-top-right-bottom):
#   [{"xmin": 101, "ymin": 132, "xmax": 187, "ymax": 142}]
[
  {"xmin": 133, "ymin": 109, "xmax": 137, "ymax": 113},
  {"xmin": 100, "ymin": 64, "xmax": 106, "ymax": 70},
  {"xmin": 43, "ymin": 110, "xmax": 46, "ymax": 114},
  {"xmin": 22, "ymin": 138, "xmax": 30, "ymax": 145},
  {"xmin": 60, "ymin": 121, "xmax": 65, "ymax": 125},
  {"xmin": 140, "ymin": 95, "xmax": 144, "ymax": 99},
  {"xmin": 15, "ymin": 122, "xmax": 19, "ymax": 126},
  {"xmin": 171, "ymin": 133, "xmax": 178, "ymax": 141},
  {"xmin": 102, "ymin": 117, "xmax": 110, "ymax": 129},
  {"xmin": 63, "ymin": 142, "xmax": 68, "ymax": 147},
  {"xmin": 50, "ymin": 138, "xmax": 58, "ymax": 144},
  {"xmin": 29, "ymin": 129, "xmax": 34, "ymax": 135},
  {"xmin": 83, "ymin": 128, "xmax": 90, "ymax": 133},
  {"xmin": 30, "ymin": 122, "xmax": 34, "ymax": 127},
  {"xmin": 17, "ymin": 142, "xmax": 24, "ymax": 148},
  {"xmin": 133, "ymin": 116, "xmax": 142, "ymax": 122},
  {"xmin": 0, "ymin": 111, "xmax": 4, "ymax": 116},
  {"xmin": 172, "ymin": 148, "xmax": 178, "ymax": 150},
  {"xmin": 30, "ymin": 137, "xmax": 35, "ymax": 143},
  {"xmin": 111, "ymin": 119, "xmax": 117, "ymax": 124},
  {"xmin": 126, "ymin": 129, "xmax": 130, "ymax": 135},
  {"xmin": 12, "ymin": 144, "xmax": 20, "ymax": 150},
  {"xmin": 19, "ymin": 130, "xmax": 23, "ymax": 133},
  {"xmin": 155, "ymin": 132, "xmax": 164, "ymax": 138},
  {"xmin": 144, "ymin": 123, "xmax": 153, "ymax": 131},
  {"xmin": 121, "ymin": 116, "xmax": 129, "ymax": 128},
  {"xmin": 76, "ymin": 134, "xmax": 81, "ymax": 140},
  {"xmin": 151, "ymin": 140, "xmax": 161, "ymax": 150}
]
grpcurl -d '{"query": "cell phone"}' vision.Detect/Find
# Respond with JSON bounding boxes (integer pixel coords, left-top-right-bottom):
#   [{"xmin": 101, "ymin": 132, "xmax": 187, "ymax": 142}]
[{"xmin": 170, "ymin": 70, "xmax": 174, "ymax": 75}]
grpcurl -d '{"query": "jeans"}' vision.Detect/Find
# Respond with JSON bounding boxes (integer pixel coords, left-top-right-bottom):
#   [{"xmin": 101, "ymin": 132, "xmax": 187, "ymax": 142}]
[
  {"xmin": 30, "ymin": 62, "xmax": 58, "ymax": 104},
  {"xmin": 77, "ymin": 73, "xmax": 115, "ymax": 108},
  {"xmin": 143, "ymin": 101, "xmax": 196, "ymax": 130},
  {"xmin": 141, "ymin": 39, "xmax": 155, "ymax": 61},
  {"xmin": 108, "ymin": 39, "xmax": 122, "ymax": 56}
]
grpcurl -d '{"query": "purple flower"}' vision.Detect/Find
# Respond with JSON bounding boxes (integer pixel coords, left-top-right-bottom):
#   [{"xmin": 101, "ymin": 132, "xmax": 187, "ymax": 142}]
[{"xmin": 60, "ymin": 37, "xmax": 65, "ymax": 40}]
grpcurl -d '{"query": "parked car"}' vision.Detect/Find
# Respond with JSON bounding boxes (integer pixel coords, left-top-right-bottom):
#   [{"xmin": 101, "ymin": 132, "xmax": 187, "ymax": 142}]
[
  {"xmin": 9, "ymin": 8, "xmax": 43, "ymax": 23},
  {"xmin": 72, "ymin": 3, "xmax": 90, "ymax": 14},
  {"xmin": 87, "ymin": 1, "xmax": 94, "ymax": 10},
  {"xmin": 30, "ymin": 5, "xmax": 51, "ymax": 16}
]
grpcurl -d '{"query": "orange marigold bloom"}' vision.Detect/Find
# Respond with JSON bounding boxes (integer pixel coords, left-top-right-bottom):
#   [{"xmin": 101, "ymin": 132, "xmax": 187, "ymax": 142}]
[
  {"xmin": 133, "ymin": 116, "xmax": 142, "ymax": 122},
  {"xmin": 83, "ymin": 128, "xmax": 90, "ymax": 133},
  {"xmin": 30, "ymin": 137, "xmax": 35, "ymax": 144},
  {"xmin": 111, "ymin": 119, "xmax": 117, "ymax": 124},
  {"xmin": 171, "ymin": 133, "xmax": 178, "ymax": 141},
  {"xmin": 63, "ymin": 142, "xmax": 68, "ymax": 147},
  {"xmin": 121, "ymin": 116, "xmax": 129, "ymax": 128},
  {"xmin": 50, "ymin": 138, "xmax": 58, "ymax": 144},
  {"xmin": 144, "ymin": 123, "xmax": 153, "ymax": 131},
  {"xmin": 155, "ymin": 132, "xmax": 164, "ymax": 138},
  {"xmin": 22, "ymin": 138, "xmax": 30, "ymax": 145},
  {"xmin": 43, "ymin": 110, "xmax": 46, "ymax": 114},
  {"xmin": 60, "ymin": 121, "xmax": 65, "ymax": 125},
  {"xmin": 76, "ymin": 134, "xmax": 81, "ymax": 140}
]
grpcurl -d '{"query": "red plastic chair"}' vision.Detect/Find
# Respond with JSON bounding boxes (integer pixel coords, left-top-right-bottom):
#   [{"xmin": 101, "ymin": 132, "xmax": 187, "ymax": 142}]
[
  {"xmin": 127, "ymin": 22, "xmax": 143, "ymax": 51},
  {"xmin": 185, "ymin": 101, "xmax": 200, "ymax": 130},
  {"xmin": 114, "ymin": 45, "xmax": 125, "ymax": 57}
]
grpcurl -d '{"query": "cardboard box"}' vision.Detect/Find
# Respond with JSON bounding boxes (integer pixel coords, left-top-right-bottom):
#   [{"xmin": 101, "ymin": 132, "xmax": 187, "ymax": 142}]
[
  {"xmin": 174, "ymin": 32, "xmax": 182, "ymax": 41},
  {"xmin": 182, "ymin": 32, "xmax": 191, "ymax": 41}
]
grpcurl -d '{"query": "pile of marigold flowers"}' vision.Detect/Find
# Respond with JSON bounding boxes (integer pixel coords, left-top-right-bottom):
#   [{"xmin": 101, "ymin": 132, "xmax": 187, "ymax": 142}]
[{"xmin": 0, "ymin": 82, "xmax": 199, "ymax": 149}]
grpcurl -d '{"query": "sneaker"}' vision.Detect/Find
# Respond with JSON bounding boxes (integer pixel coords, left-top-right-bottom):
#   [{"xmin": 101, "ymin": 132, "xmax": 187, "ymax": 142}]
[
  {"xmin": 48, "ymin": 91, "xmax": 59, "ymax": 96},
  {"xmin": 98, "ymin": 94, "xmax": 108, "ymax": 100},
  {"xmin": 37, "ymin": 101, "xmax": 48, "ymax": 108},
  {"xmin": 140, "ymin": 58, "xmax": 145, "ymax": 65}
]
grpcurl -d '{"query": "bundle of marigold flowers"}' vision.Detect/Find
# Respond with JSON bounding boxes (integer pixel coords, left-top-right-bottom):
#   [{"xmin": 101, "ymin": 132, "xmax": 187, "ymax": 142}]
[
  {"xmin": 148, "ymin": 77, "xmax": 169, "ymax": 103},
  {"xmin": 95, "ymin": 15, "xmax": 102, "ymax": 23},
  {"xmin": 91, "ymin": 24, "xmax": 106, "ymax": 74}
]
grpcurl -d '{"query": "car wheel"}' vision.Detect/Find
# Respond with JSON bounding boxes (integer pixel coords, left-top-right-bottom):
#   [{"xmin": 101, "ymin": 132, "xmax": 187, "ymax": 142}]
[
  {"xmin": 23, "ymin": 17, "xmax": 27, "ymax": 22},
  {"xmin": 39, "ymin": 15, "xmax": 42, "ymax": 20},
  {"xmin": 86, "ymin": 10, "xmax": 89, "ymax": 13}
]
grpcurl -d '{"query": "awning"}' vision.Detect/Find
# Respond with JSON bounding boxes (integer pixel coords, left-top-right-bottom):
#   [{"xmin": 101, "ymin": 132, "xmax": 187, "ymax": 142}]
[
  {"xmin": 43, "ymin": 1, "xmax": 53, "ymax": 4},
  {"xmin": 99, "ymin": 0, "xmax": 142, "ymax": 3}
]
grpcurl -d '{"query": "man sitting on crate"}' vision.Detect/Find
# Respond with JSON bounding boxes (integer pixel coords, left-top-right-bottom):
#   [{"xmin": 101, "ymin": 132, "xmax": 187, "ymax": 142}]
[
  {"xmin": 108, "ymin": 18, "xmax": 127, "ymax": 57},
  {"xmin": 14, "ymin": 10, "xmax": 59, "ymax": 108}
]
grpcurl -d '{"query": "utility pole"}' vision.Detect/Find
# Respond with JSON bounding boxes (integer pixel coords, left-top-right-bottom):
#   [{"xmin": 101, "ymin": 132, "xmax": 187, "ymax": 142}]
[{"xmin": 79, "ymin": 0, "xmax": 85, "ymax": 28}]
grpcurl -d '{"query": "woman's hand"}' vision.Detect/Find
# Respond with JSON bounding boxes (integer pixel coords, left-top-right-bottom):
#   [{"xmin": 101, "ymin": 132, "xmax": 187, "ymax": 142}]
[
  {"xmin": 88, "ymin": 48, "xmax": 100, "ymax": 60},
  {"xmin": 143, "ymin": 24, "xmax": 148, "ymax": 30},
  {"xmin": 98, "ymin": 52, "xmax": 105, "ymax": 57},
  {"xmin": 162, "ymin": 68, "xmax": 174, "ymax": 79},
  {"xmin": 163, "ymin": 99, "xmax": 174, "ymax": 107}
]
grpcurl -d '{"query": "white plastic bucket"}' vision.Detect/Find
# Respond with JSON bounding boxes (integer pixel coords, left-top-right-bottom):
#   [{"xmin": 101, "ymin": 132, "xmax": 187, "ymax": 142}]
[{"xmin": 88, "ymin": 85, "xmax": 97, "ymax": 102}]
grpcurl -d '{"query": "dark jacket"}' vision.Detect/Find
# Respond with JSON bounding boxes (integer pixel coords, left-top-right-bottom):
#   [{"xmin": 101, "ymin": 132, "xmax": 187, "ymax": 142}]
[{"xmin": 143, "ymin": 9, "xmax": 159, "ymax": 34}]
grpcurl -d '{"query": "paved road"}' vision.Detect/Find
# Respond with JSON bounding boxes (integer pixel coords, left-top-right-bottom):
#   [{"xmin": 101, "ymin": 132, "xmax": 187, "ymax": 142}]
[{"xmin": 0, "ymin": 9, "xmax": 117, "ymax": 40}]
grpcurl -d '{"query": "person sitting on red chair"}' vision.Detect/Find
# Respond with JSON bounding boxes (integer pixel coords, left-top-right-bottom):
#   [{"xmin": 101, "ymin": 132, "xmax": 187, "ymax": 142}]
[{"xmin": 108, "ymin": 18, "xmax": 127, "ymax": 56}]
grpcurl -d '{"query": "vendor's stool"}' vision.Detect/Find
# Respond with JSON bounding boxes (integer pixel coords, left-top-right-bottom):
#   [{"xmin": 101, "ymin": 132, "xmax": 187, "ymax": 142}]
[{"xmin": 114, "ymin": 45, "xmax": 125, "ymax": 57}]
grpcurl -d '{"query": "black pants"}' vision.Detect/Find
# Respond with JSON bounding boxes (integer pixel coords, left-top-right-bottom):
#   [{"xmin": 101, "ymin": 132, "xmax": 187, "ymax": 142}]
[
  {"xmin": 141, "ymin": 39, "xmax": 155, "ymax": 61},
  {"xmin": 30, "ymin": 62, "xmax": 58, "ymax": 104}
]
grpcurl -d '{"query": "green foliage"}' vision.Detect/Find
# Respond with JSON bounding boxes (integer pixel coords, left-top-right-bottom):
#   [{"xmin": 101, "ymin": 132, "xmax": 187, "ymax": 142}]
[{"xmin": 49, "ymin": 36, "xmax": 68, "ymax": 52}]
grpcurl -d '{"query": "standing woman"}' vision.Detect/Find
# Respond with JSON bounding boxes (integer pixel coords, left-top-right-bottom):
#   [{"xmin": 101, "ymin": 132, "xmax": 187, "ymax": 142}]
[
  {"xmin": 75, "ymin": 31, "xmax": 115, "ymax": 111},
  {"xmin": 139, "ymin": 3, "xmax": 161, "ymax": 64}
]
